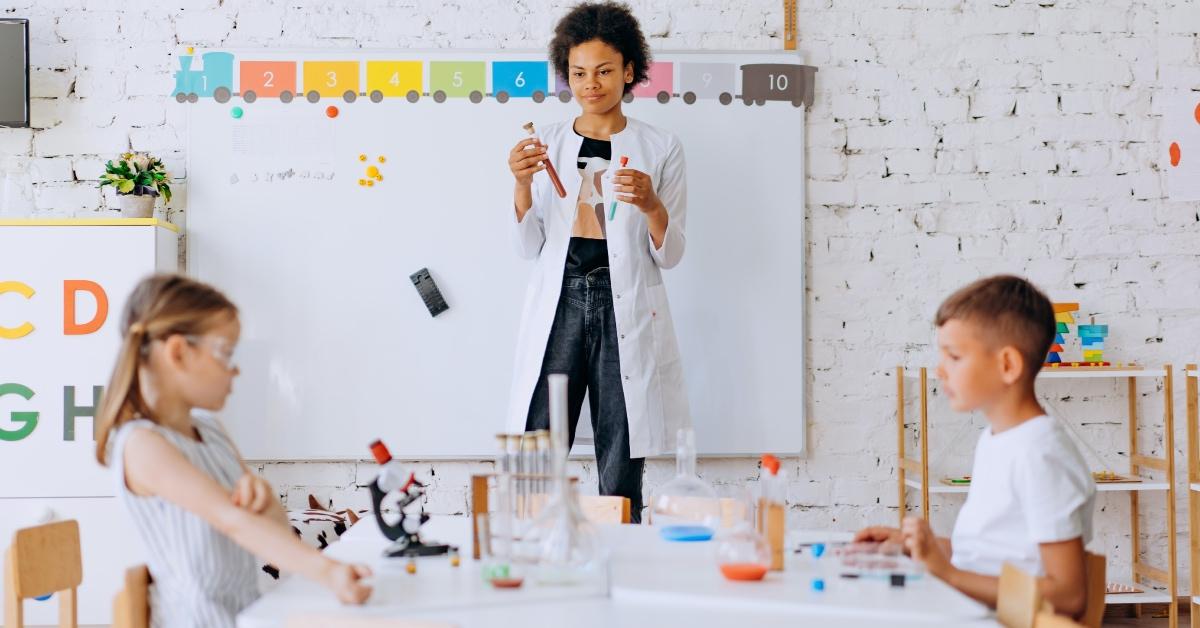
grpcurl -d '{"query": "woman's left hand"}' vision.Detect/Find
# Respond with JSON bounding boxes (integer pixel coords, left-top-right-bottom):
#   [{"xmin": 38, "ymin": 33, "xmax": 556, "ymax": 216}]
[{"xmin": 613, "ymin": 168, "xmax": 664, "ymax": 214}]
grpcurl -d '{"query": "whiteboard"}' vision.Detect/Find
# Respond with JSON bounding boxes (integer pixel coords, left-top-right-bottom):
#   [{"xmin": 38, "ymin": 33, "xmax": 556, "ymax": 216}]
[{"xmin": 185, "ymin": 49, "xmax": 809, "ymax": 460}]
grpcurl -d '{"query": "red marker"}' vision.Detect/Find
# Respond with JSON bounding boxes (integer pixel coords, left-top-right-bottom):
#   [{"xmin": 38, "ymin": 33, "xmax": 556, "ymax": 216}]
[{"xmin": 609, "ymin": 155, "xmax": 629, "ymax": 220}]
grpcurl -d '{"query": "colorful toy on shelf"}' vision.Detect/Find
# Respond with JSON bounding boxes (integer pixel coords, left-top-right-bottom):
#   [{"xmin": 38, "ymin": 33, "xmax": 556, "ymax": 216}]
[
  {"xmin": 1046, "ymin": 302, "xmax": 1078, "ymax": 365},
  {"xmin": 1092, "ymin": 470, "xmax": 1138, "ymax": 484},
  {"xmin": 1044, "ymin": 303, "xmax": 1119, "ymax": 368},
  {"xmin": 1078, "ymin": 324, "xmax": 1109, "ymax": 364},
  {"xmin": 1106, "ymin": 582, "xmax": 1144, "ymax": 595}
]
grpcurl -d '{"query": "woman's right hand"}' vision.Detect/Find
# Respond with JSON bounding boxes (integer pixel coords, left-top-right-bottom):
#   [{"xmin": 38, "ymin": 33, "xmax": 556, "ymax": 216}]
[
  {"xmin": 508, "ymin": 138, "xmax": 546, "ymax": 187},
  {"xmin": 321, "ymin": 560, "xmax": 373, "ymax": 604}
]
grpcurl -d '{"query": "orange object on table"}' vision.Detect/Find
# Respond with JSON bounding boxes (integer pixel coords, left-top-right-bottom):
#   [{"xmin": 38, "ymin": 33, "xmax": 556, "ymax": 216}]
[{"xmin": 720, "ymin": 563, "xmax": 769, "ymax": 581}]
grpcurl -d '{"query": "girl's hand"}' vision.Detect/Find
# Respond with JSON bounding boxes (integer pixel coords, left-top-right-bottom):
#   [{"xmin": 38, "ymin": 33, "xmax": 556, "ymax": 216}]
[
  {"xmin": 322, "ymin": 560, "xmax": 374, "ymax": 605},
  {"xmin": 231, "ymin": 472, "xmax": 275, "ymax": 515},
  {"xmin": 613, "ymin": 168, "xmax": 664, "ymax": 214},
  {"xmin": 902, "ymin": 516, "xmax": 953, "ymax": 578},
  {"xmin": 508, "ymin": 138, "xmax": 547, "ymax": 187}
]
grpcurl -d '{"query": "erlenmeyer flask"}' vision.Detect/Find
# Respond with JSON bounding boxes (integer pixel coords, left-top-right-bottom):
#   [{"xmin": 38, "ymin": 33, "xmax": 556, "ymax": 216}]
[
  {"xmin": 520, "ymin": 374, "xmax": 608, "ymax": 587},
  {"xmin": 648, "ymin": 428, "xmax": 721, "ymax": 541}
]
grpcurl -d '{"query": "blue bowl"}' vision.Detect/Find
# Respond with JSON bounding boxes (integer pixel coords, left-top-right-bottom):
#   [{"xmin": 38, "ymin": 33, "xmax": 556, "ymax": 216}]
[{"xmin": 660, "ymin": 525, "xmax": 715, "ymax": 542}]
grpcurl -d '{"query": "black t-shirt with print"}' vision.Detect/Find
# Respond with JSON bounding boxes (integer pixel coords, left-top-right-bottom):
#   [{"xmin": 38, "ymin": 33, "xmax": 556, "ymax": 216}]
[{"xmin": 565, "ymin": 134, "xmax": 613, "ymax": 275}]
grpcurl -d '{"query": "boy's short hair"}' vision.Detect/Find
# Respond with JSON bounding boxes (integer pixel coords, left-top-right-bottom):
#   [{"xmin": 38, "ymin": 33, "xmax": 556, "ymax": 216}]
[
  {"xmin": 935, "ymin": 275, "xmax": 1056, "ymax": 380},
  {"xmin": 549, "ymin": 1, "xmax": 651, "ymax": 95}
]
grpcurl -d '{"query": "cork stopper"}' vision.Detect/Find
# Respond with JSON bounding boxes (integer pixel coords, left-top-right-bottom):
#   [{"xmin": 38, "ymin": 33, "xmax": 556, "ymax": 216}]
[{"xmin": 522, "ymin": 121, "xmax": 536, "ymax": 135}]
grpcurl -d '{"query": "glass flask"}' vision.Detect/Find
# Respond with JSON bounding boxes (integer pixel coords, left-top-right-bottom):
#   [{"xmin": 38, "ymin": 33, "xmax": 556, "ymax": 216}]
[
  {"xmin": 714, "ymin": 488, "xmax": 770, "ymax": 581},
  {"xmin": 715, "ymin": 521, "xmax": 771, "ymax": 581},
  {"xmin": 648, "ymin": 428, "xmax": 721, "ymax": 541},
  {"xmin": 520, "ymin": 374, "xmax": 608, "ymax": 587}
]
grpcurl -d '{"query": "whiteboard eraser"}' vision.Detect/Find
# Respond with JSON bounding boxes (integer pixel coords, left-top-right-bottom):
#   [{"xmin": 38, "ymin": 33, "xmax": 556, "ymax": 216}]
[{"xmin": 409, "ymin": 268, "xmax": 449, "ymax": 317}]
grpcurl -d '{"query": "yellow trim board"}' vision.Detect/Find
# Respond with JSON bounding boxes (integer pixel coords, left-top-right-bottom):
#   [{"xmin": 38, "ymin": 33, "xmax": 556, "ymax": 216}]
[{"xmin": 0, "ymin": 218, "xmax": 181, "ymax": 233}]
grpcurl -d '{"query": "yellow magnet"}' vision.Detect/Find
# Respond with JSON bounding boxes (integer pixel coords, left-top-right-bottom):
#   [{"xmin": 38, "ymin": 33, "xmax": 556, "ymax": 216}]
[
  {"xmin": 366, "ymin": 165, "xmax": 380, "ymax": 177},
  {"xmin": 358, "ymin": 179, "xmax": 367, "ymax": 186},
  {"xmin": 378, "ymin": 156, "xmax": 386, "ymax": 163},
  {"xmin": 359, "ymin": 154, "xmax": 367, "ymax": 161},
  {"xmin": 366, "ymin": 179, "xmax": 375, "ymax": 187}
]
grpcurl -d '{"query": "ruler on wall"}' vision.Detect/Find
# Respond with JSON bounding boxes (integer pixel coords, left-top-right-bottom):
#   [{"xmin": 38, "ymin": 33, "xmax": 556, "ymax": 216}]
[{"xmin": 784, "ymin": 0, "xmax": 797, "ymax": 50}]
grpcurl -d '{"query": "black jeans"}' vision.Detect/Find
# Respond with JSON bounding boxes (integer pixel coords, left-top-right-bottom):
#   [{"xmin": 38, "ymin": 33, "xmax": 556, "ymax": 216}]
[{"xmin": 525, "ymin": 267, "xmax": 646, "ymax": 523}]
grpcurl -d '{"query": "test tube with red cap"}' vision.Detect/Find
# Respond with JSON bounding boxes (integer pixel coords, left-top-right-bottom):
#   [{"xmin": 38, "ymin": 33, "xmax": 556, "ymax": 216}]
[{"xmin": 609, "ymin": 156, "xmax": 630, "ymax": 220}]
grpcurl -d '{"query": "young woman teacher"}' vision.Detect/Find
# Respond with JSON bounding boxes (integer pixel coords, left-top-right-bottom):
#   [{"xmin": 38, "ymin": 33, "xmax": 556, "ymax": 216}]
[{"xmin": 504, "ymin": 1, "xmax": 690, "ymax": 523}]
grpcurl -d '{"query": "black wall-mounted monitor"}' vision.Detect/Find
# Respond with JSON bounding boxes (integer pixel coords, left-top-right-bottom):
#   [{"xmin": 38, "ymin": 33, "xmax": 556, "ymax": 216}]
[{"xmin": 0, "ymin": 19, "xmax": 30, "ymax": 128}]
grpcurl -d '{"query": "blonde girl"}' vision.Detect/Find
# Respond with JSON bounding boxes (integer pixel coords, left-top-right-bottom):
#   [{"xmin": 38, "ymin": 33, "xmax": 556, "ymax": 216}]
[{"xmin": 95, "ymin": 274, "xmax": 371, "ymax": 628}]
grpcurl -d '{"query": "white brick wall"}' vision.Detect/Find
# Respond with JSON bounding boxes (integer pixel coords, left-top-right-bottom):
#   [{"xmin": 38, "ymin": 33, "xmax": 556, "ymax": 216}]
[{"xmin": 2, "ymin": 0, "xmax": 1197, "ymax": 594}]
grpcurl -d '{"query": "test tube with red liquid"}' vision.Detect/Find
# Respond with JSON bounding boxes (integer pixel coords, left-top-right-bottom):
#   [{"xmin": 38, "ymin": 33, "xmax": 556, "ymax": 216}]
[{"xmin": 522, "ymin": 122, "xmax": 567, "ymax": 198}]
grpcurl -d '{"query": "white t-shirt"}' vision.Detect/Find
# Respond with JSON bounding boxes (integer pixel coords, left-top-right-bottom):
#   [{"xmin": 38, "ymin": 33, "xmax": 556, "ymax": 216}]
[{"xmin": 950, "ymin": 415, "xmax": 1096, "ymax": 577}]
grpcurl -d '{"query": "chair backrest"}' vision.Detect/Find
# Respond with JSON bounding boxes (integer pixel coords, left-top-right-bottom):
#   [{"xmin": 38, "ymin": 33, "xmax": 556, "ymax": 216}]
[
  {"xmin": 286, "ymin": 616, "xmax": 456, "ymax": 628},
  {"xmin": 997, "ymin": 561, "xmax": 1043, "ymax": 628},
  {"xmin": 998, "ymin": 553, "xmax": 1106, "ymax": 628},
  {"xmin": 1034, "ymin": 611, "xmax": 1085, "ymax": 628},
  {"xmin": 4, "ymin": 519, "xmax": 83, "ymax": 628},
  {"xmin": 578, "ymin": 495, "xmax": 631, "ymax": 524},
  {"xmin": 1078, "ymin": 552, "xmax": 1106, "ymax": 628},
  {"xmin": 112, "ymin": 565, "xmax": 151, "ymax": 628}
]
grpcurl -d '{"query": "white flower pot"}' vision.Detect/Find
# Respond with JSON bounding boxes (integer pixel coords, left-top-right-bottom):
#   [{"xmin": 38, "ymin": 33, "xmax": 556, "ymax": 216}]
[{"xmin": 118, "ymin": 194, "xmax": 155, "ymax": 218}]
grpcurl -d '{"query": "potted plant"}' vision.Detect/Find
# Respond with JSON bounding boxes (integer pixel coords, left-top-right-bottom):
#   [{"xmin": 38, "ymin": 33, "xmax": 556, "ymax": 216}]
[{"xmin": 99, "ymin": 152, "xmax": 172, "ymax": 218}]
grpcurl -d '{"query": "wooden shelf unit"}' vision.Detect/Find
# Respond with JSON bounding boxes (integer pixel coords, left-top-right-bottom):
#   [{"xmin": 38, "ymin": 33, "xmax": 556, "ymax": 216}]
[
  {"xmin": 1185, "ymin": 365, "xmax": 1199, "ymax": 628},
  {"xmin": 895, "ymin": 365, "xmax": 1179, "ymax": 626}
]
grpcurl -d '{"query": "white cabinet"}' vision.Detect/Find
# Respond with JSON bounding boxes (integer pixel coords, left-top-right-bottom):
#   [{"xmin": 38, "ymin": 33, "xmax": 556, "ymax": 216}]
[{"xmin": 0, "ymin": 219, "xmax": 179, "ymax": 625}]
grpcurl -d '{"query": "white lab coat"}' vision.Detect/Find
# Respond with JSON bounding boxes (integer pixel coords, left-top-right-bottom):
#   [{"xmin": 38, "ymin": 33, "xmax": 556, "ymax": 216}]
[{"xmin": 504, "ymin": 117, "xmax": 690, "ymax": 458}]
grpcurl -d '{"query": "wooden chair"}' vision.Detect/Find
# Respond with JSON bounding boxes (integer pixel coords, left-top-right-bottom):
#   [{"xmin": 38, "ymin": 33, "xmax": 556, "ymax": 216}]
[
  {"xmin": 578, "ymin": 495, "xmax": 631, "ymax": 524},
  {"xmin": 998, "ymin": 561, "xmax": 1047, "ymax": 628},
  {"xmin": 1078, "ymin": 552, "xmax": 1106, "ymax": 628},
  {"xmin": 3, "ymin": 520, "xmax": 82, "ymax": 628},
  {"xmin": 111, "ymin": 565, "xmax": 151, "ymax": 628},
  {"xmin": 1034, "ymin": 612, "xmax": 1085, "ymax": 628},
  {"xmin": 997, "ymin": 553, "xmax": 1106, "ymax": 628}
]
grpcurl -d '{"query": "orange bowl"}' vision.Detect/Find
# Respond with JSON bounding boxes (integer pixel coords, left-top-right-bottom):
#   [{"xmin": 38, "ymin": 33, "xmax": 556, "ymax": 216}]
[{"xmin": 719, "ymin": 563, "xmax": 768, "ymax": 581}]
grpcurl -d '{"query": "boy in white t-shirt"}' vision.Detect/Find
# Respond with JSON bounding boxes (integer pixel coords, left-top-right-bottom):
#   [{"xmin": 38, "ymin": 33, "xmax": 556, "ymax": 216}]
[{"xmin": 856, "ymin": 275, "xmax": 1096, "ymax": 618}]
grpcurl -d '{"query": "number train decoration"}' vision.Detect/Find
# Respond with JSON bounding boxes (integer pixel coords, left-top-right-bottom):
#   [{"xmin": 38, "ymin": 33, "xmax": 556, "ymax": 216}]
[{"xmin": 172, "ymin": 51, "xmax": 817, "ymax": 108}]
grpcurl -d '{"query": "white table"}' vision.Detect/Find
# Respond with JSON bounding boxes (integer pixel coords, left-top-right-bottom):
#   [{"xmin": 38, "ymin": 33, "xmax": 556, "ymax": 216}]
[{"xmin": 239, "ymin": 518, "xmax": 998, "ymax": 627}]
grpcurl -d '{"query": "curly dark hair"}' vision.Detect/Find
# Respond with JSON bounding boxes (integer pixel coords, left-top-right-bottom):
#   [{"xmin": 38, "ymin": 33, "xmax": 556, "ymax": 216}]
[{"xmin": 549, "ymin": 2, "xmax": 651, "ymax": 95}]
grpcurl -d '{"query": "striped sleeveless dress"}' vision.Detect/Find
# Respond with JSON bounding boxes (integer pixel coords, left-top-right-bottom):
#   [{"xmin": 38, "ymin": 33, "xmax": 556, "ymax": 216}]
[{"xmin": 111, "ymin": 414, "xmax": 261, "ymax": 628}]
